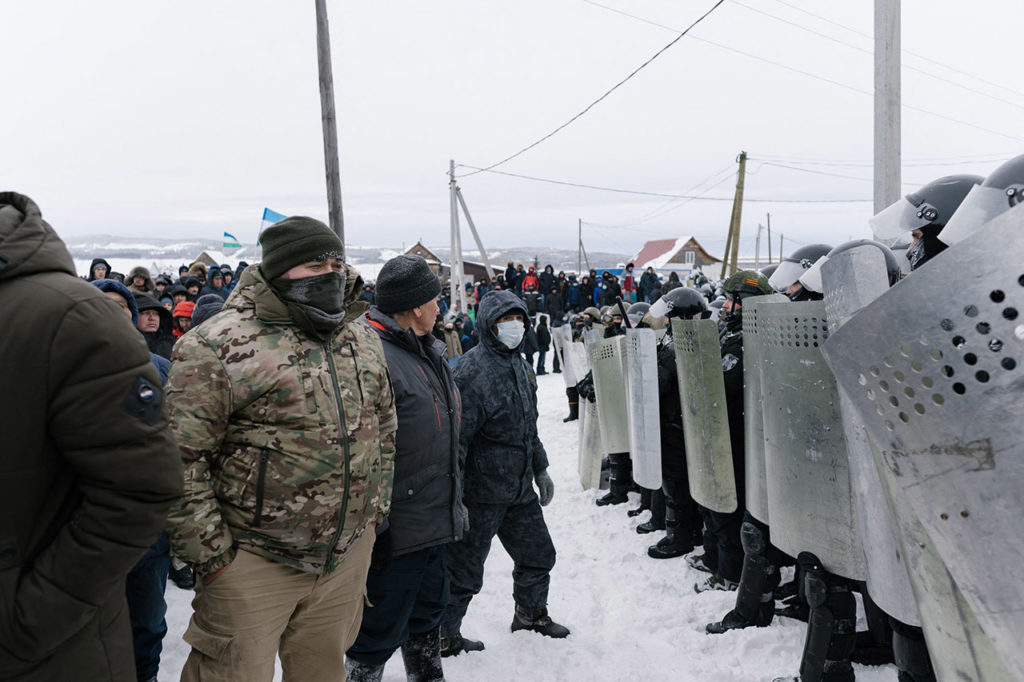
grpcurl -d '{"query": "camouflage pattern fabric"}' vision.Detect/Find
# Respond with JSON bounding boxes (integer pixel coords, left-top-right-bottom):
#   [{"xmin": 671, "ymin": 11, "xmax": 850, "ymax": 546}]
[{"xmin": 165, "ymin": 263, "xmax": 397, "ymax": 576}]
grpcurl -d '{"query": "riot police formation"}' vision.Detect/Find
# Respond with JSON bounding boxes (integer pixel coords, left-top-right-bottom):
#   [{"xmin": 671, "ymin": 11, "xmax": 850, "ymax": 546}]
[{"xmin": 550, "ymin": 156, "xmax": 1023, "ymax": 681}]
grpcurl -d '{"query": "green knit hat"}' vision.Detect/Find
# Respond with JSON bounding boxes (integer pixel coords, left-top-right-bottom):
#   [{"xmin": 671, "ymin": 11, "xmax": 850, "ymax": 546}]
[{"xmin": 258, "ymin": 216, "xmax": 344, "ymax": 281}]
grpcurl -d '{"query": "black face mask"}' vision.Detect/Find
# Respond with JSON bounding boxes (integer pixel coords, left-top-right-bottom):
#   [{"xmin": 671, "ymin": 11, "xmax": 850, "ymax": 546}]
[{"xmin": 272, "ymin": 271, "xmax": 347, "ymax": 340}]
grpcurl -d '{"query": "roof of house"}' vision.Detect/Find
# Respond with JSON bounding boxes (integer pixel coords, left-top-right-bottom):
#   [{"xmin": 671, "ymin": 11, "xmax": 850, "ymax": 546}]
[{"xmin": 629, "ymin": 236, "xmax": 722, "ymax": 269}]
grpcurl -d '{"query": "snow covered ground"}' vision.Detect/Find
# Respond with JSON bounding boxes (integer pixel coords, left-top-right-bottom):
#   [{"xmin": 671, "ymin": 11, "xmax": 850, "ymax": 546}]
[{"xmin": 160, "ymin": 372, "xmax": 898, "ymax": 681}]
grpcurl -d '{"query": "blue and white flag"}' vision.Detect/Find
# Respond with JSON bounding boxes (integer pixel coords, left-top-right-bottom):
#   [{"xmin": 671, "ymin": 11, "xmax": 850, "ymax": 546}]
[
  {"xmin": 223, "ymin": 231, "xmax": 242, "ymax": 249},
  {"xmin": 261, "ymin": 208, "xmax": 287, "ymax": 232}
]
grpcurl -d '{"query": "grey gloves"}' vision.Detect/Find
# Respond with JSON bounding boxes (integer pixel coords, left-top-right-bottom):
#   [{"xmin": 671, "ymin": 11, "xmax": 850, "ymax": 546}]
[{"xmin": 535, "ymin": 469, "xmax": 555, "ymax": 506}]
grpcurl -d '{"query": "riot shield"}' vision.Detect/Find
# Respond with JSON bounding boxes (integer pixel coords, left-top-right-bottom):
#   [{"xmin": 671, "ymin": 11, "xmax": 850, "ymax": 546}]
[
  {"xmin": 589, "ymin": 336, "xmax": 630, "ymax": 456},
  {"xmin": 742, "ymin": 293, "xmax": 789, "ymax": 524},
  {"xmin": 624, "ymin": 328, "xmax": 662, "ymax": 489},
  {"xmin": 821, "ymin": 247, "xmax": 921, "ymax": 625},
  {"xmin": 821, "ymin": 205, "xmax": 1024, "ymax": 680},
  {"xmin": 578, "ymin": 397, "xmax": 603, "ymax": 490},
  {"xmin": 671, "ymin": 318, "xmax": 737, "ymax": 514},
  {"xmin": 758, "ymin": 300, "xmax": 866, "ymax": 580}
]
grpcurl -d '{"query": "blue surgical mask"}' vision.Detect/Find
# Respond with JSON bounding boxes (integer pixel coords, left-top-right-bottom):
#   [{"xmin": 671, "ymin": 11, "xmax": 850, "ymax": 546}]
[{"xmin": 496, "ymin": 320, "xmax": 525, "ymax": 349}]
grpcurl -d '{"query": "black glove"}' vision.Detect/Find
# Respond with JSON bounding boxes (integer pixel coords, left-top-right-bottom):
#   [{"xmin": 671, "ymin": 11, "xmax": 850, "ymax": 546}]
[
  {"xmin": 576, "ymin": 372, "xmax": 596, "ymax": 403},
  {"xmin": 370, "ymin": 529, "xmax": 393, "ymax": 573}
]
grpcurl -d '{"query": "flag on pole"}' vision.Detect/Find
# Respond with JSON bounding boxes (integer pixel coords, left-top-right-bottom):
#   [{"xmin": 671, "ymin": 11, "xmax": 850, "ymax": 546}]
[
  {"xmin": 223, "ymin": 231, "xmax": 242, "ymax": 249},
  {"xmin": 261, "ymin": 208, "xmax": 287, "ymax": 232}
]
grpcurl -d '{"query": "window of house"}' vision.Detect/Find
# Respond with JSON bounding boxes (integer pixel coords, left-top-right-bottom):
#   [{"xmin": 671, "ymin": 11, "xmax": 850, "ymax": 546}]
[{"xmin": 683, "ymin": 250, "xmax": 695, "ymax": 264}]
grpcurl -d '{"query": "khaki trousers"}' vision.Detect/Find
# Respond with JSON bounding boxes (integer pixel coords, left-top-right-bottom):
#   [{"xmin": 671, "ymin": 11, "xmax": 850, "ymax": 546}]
[{"xmin": 180, "ymin": 531, "xmax": 374, "ymax": 682}]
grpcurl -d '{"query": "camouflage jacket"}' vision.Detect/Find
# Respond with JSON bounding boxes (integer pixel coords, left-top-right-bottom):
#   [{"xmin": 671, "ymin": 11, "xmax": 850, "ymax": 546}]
[{"xmin": 165, "ymin": 264, "xmax": 397, "ymax": 576}]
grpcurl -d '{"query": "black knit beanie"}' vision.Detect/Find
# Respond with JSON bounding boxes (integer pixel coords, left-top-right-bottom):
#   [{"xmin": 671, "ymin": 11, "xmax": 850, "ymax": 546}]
[
  {"xmin": 191, "ymin": 294, "xmax": 225, "ymax": 327},
  {"xmin": 375, "ymin": 255, "xmax": 442, "ymax": 314},
  {"xmin": 259, "ymin": 216, "xmax": 344, "ymax": 281}
]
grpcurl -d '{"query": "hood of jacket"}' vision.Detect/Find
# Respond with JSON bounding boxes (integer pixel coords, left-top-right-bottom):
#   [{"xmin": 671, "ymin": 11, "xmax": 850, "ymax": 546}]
[
  {"xmin": 223, "ymin": 262, "xmax": 368, "ymax": 327},
  {"xmin": 476, "ymin": 289, "xmax": 531, "ymax": 355},
  {"xmin": 366, "ymin": 306, "xmax": 447, "ymax": 359},
  {"xmin": 88, "ymin": 257, "xmax": 112, "ymax": 280},
  {"xmin": 127, "ymin": 265, "xmax": 154, "ymax": 290},
  {"xmin": 0, "ymin": 193, "xmax": 77, "ymax": 284},
  {"xmin": 90, "ymin": 278, "xmax": 140, "ymax": 326}
]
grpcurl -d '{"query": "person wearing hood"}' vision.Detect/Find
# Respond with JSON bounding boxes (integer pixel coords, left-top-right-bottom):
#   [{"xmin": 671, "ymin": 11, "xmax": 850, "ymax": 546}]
[
  {"xmin": 87, "ymin": 257, "xmax": 111, "ymax": 281},
  {"xmin": 0, "ymin": 194, "xmax": 181, "ymax": 682},
  {"xmin": 440, "ymin": 290, "xmax": 570, "ymax": 657},
  {"xmin": 153, "ymin": 274, "xmax": 172, "ymax": 299},
  {"xmin": 190, "ymin": 293, "xmax": 224, "ymax": 328},
  {"xmin": 133, "ymin": 292, "xmax": 176, "ymax": 360},
  {"xmin": 172, "ymin": 300, "xmax": 196, "ymax": 338},
  {"xmin": 345, "ymin": 255, "xmax": 467, "ymax": 682},
  {"xmin": 219, "ymin": 264, "xmax": 236, "ymax": 290},
  {"xmin": 199, "ymin": 267, "xmax": 230, "ymax": 301},
  {"xmin": 127, "ymin": 266, "xmax": 156, "ymax": 295},
  {"xmin": 168, "ymin": 283, "xmax": 188, "ymax": 307},
  {"xmin": 639, "ymin": 266, "xmax": 660, "ymax": 303},
  {"xmin": 186, "ymin": 261, "xmax": 207, "ymax": 286},
  {"xmin": 662, "ymin": 271, "xmax": 682, "ymax": 295},
  {"xmin": 165, "ymin": 216, "xmax": 397, "ymax": 681},
  {"xmin": 183, "ymin": 276, "xmax": 201, "ymax": 302}
]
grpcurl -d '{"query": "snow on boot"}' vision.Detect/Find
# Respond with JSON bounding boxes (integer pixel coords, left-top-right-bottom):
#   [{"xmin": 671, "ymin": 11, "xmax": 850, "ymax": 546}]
[
  {"xmin": 439, "ymin": 633, "xmax": 485, "ymax": 658},
  {"xmin": 345, "ymin": 657, "xmax": 385, "ymax": 682},
  {"xmin": 706, "ymin": 519, "xmax": 778, "ymax": 634},
  {"xmin": 510, "ymin": 605, "xmax": 570, "ymax": 639},
  {"xmin": 400, "ymin": 626, "xmax": 445, "ymax": 682},
  {"xmin": 686, "ymin": 553, "xmax": 716, "ymax": 574},
  {"xmin": 693, "ymin": 574, "xmax": 739, "ymax": 594}
]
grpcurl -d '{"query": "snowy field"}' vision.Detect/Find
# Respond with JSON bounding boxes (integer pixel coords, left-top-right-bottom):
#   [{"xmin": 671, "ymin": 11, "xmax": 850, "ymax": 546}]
[{"xmin": 161, "ymin": 372, "xmax": 898, "ymax": 681}]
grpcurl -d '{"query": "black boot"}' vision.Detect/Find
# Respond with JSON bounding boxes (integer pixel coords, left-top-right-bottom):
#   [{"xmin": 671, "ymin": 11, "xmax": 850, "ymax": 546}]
[
  {"xmin": 791, "ymin": 553, "xmax": 857, "ymax": 682},
  {"xmin": 562, "ymin": 387, "xmax": 579, "ymax": 422},
  {"xmin": 401, "ymin": 626, "xmax": 445, "ymax": 682},
  {"xmin": 636, "ymin": 489, "xmax": 666, "ymax": 533},
  {"xmin": 705, "ymin": 520, "xmax": 779, "ymax": 634},
  {"xmin": 510, "ymin": 604, "xmax": 570, "ymax": 639},
  {"xmin": 628, "ymin": 487, "xmax": 652, "ymax": 517},
  {"xmin": 168, "ymin": 559, "xmax": 195, "ymax": 590},
  {"xmin": 596, "ymin": 452, "xmax": 631, "ymax": 506},
  {"xmin": 892, "ymin": 620, "xmax": 936, "ymax": 682},
  {"xmin": 345, "ymin": 657, "xmax": 385, "ymax": 682},
  {"xmin": 647, "ymin": 507, "xmax": 693, "ymax": 558},
  {"xmin": 439, "ymin": 632, "xmax": 484, "ymax": 658}
]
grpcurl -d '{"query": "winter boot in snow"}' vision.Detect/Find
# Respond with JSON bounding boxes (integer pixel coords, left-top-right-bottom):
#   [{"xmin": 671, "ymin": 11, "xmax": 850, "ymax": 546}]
[
  {"xmin": 705, "ymin": 520, "xmax": 779, "ymax": 633},
  {"xmin": 562, "ymin": 387, "xmax": 580, "ymax": 422},
  {"xmin": 511, "ymin": 604, "xmax": 570, "ymax": 638},
  {"xmin": 777, "ymin": 552, "xmax": 857, "ymax": 682},
  {"xmin": 693, "ymin": 574, "xmax": 739, "ymax": 594},
  {"xmin": 646, "ymin": 505, "xmax": 692, "ymax": 558},
  {"xmin": 400, "ymin": 626, "xmax": 445, "ymax": 682},
  {"xmin": 686, "ymin": 553, "xmax": 716, "ymax": 574},
  {"xmin": 345, "ymin": 657, "xmax": 385, "ymax": 682},
  {"xmin": 628, "ymin": 487, "xmax": 652, "ymax": 517},
  {"xmin": 892, "ymin": 620, "xmax": 936, "ymax": 682},
  {"xmin": 595, "ymin": 452, "xmax": 631, "ymax": 506},
  {"xmin": 636, "ymin": 488, "xmax": 667, "ymax": 534},
  {"xmin": 439, "ymin": 633, "xmax": 484, "ymax": 658}
]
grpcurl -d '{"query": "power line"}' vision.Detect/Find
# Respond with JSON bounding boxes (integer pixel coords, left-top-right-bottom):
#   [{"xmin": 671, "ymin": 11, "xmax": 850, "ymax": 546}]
[
  {"xmin": 767, "ymin": 0, "xmax": 1024, "ymax": 101},
  {"xmin": 731, "ymin": 0, "xmax": 1024, "ymax": 113},
  {"xmin": 583, "ymin": 0, "xmax": 1024, "ymax": 145},
  {"xmin": 746, "ymin": 151, "xmax": 1015, "ymax": 168},
  {"xmin": 456, "ymin": 163, "xmax": 872, "ymax": 202},
  {"xmin": 459, "ymin": 0, "xmax": 727, "ymax": 178}
]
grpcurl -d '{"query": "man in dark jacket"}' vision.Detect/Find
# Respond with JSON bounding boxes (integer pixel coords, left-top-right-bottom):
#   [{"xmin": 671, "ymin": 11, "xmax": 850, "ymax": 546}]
[
  {"xmin": 199, "ymin": 267, "xmax": 230, "ymax": 301},
  {"xmin": 346, "ymin": 255, "xmax": 468, "ymax": 682},
  {"xmin": 0, "ymin": 192, "xmax": 182, "ymax": 682},
  {"xmin": 87, "ymin": 257, "xmax": 111, "ymax": 281},
  {"xmin": 440, "ymin": 290, "xmax": 570, "ymax": 657},
  {"xmin": 133, "ymin": 292, "xmax": 176, "ymax": 361}
]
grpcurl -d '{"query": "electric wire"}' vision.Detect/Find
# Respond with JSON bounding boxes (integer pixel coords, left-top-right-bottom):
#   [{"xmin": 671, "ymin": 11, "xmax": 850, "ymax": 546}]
[{"xmin": 458, "ymin": 0, "xmax": 727, "ymax": 178}]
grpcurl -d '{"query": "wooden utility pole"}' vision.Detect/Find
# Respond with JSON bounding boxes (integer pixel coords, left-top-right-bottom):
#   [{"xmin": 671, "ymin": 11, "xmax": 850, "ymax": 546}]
[
  {"xmin": 315, "ymin": 0, "xmax": 344, "ymax": 241},
  {"xmin": 874, "ymin": 0, "xmax": 901, "ymax": 214},
  {"xmin": 720, "ymin": 151, "xmax": 748, "ymax": 278}
]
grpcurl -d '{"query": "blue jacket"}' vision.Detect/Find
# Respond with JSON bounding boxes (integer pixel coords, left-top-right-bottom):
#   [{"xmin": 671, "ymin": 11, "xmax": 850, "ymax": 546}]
[{"xmin": 453, "ymin": 290, "xmax": 548, "ymax": 505}]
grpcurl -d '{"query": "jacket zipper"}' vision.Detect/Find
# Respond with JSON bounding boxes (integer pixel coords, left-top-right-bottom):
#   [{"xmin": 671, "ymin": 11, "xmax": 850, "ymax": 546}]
[
  {"xmin": 323, "ymin": 340, "xmax": 352, "ymax": 575},
  {"xmin": 252, "ymin": 448, "xmax": 270, "ymax": 528},
  {"xmin": 417, "ymin": 366, "xmax": 443, "ymax": 431}
]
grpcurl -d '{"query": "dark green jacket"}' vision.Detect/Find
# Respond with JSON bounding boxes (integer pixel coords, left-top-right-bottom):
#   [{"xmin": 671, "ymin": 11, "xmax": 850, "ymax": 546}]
[{"xmin": 0, "ymin": 193, "xmax": 183, "ymax": 681}]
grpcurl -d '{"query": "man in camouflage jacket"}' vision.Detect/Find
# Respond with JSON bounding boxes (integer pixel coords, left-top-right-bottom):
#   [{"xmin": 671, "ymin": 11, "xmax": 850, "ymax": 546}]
[{"xmin": 165, "ymin": 216, "xmax": 397, "ymax": 682}]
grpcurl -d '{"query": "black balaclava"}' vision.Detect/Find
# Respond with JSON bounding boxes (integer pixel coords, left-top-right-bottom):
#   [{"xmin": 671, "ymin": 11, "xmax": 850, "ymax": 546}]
[{"xmin": 271, "ymin": 272, "xmax": 346, "ymax": 340}]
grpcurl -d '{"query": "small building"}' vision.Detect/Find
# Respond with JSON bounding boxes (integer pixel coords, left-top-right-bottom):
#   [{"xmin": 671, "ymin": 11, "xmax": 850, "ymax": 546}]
[
  {"xmin": 629, "ymin": 236, "xmax": 722, "ymax": 275},
  {"xmin": 405, "ymin": 242, "xmax": 445, "ymax": 278}
]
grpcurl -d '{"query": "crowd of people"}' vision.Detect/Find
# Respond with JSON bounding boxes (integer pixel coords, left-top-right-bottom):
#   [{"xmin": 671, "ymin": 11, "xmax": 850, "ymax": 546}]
[{"xmin": 2, "ymin": 153, "xmax": 1021, "ymax": 682}]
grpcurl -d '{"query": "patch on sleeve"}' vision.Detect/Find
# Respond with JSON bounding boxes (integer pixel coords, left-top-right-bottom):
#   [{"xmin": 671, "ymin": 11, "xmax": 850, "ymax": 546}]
[
  {"xmin": 121, "ymin": 375, "xmax": 163, "ymax": 426},
  {"xmin": 721, "ymin": 353, "xmax": 739, "ymax": 372}
]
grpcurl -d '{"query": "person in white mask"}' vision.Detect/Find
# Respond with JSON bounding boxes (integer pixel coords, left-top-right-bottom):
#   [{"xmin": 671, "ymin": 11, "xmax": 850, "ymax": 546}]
[{"xmin": 439, "ymin": 290, "xmax": 571, "ymax": 657}]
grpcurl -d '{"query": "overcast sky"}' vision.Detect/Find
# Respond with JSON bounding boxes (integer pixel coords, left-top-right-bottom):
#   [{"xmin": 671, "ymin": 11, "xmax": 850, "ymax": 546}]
[{"xmin": 3, "ymin": 0, "xmax": 1020, "ymax": 258}]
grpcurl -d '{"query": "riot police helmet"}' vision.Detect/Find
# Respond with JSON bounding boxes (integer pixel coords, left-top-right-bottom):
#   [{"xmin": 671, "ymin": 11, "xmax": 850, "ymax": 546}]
[
  {"xmin": 758, "ymin": 263, "xmax": 779, "ymax": 284},
  {"xmin": 767, "ymin": 244, "xmax": 831, "ymax": 292},
  {"xmin": 626, "ymin": 301, "xmax": 651, "ymax": 327},
  {"xmin": 941, "ymin": 155, "xmax": 1024, "ymax": 245},
  {"xmin": 869, "ymin": 174, "xmax": 982, "ymax": 242},
  {"xmin": 798, "ymin": 238, "xmax": 903, "ymax": 292},
  {"xmin": 648, "ymin": 286, "xmax": 709, "ymax": 320}
]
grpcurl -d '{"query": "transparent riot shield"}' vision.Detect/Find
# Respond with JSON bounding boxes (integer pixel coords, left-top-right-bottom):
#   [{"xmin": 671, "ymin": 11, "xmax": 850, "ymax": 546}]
[
  {"xmin": 821, "ymin": 205, "xmax": 1024, "ymax": 680},
  {"xmin": 742, "ymin": 293, "xmax": 789, "ymax": 524},
  {"xmin": 671, "ymin": 318, "xmax": 737, "ymax": 514},
  {"xmin": 821, "ymin": 247, "xmax": 921, "ymax": 625},
  {"xmin": 578, "ymin": 397, "xmax": 603, "ymax": 490},
  {"xmin": 758, "ymin": 300, "xmax": 866, "ymax": 580},
  {"xmin": 589, "ymin": 336, "xmax": 630, "ymax": 456},
  {"xmin": 624, "ymin": 328, "xmax": 662, "ymax": 489}
]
